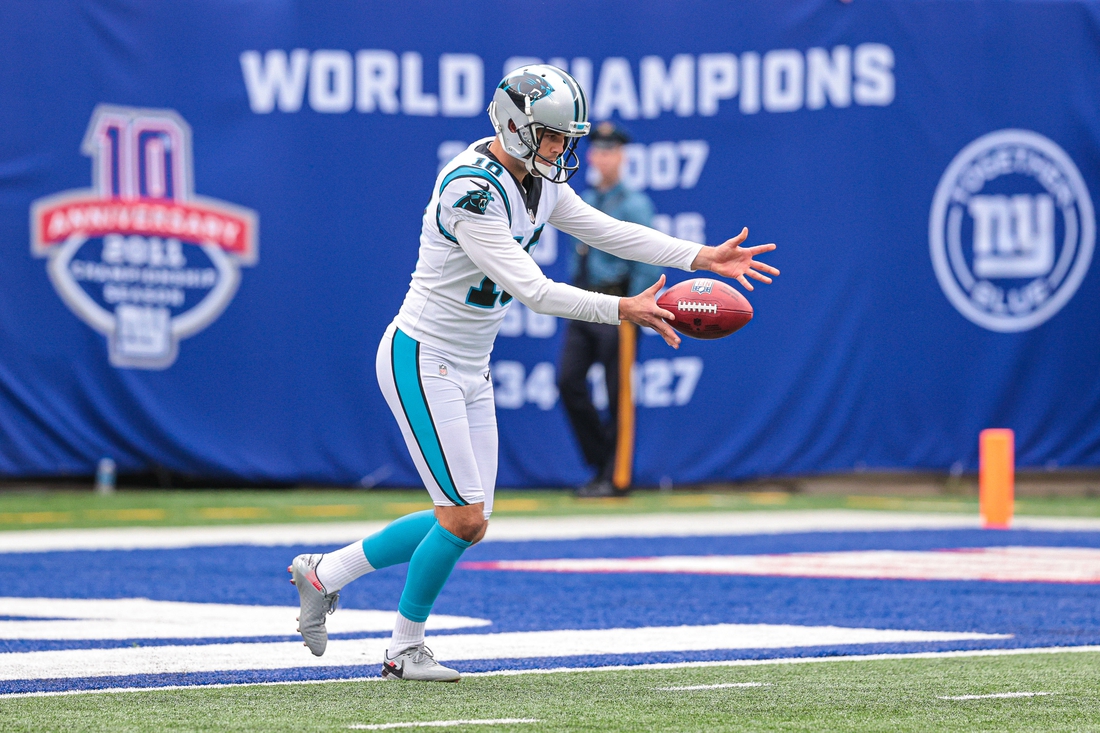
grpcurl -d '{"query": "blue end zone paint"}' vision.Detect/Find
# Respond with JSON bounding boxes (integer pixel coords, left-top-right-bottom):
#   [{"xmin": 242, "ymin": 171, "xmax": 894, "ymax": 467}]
[{"xmin": 3, "ymin": 528, "xmax": 1100, "ymax": 692}]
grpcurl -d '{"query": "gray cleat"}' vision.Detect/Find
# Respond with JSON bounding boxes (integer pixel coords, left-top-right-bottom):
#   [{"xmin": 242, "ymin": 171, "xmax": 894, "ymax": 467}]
[
  {"xmin": 288, "ymin": 554, "xmax": 339, "ymax": 656},
  {"xmin": 381, "ymin": 644, "xmax": 461, "ymax": 682}
]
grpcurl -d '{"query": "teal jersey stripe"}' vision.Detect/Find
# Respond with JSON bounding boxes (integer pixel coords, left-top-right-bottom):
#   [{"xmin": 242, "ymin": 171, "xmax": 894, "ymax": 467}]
[
  {"xmin": 439, "ymin": 166, "xmax": 511, "ymax": 225},
  {"xmin": 391, "ymin": 330, "xmax": 466, "ymax": 506}
]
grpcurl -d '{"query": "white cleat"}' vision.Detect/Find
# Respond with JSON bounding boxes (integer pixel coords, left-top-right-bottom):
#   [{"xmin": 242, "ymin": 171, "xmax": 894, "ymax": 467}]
[
  {"xmin": 381, "ymin": 644, "xmax": 461, "ymax": 682},
  {"xmin": 288, "ymin": 554, "xmax": 339, "ymax": 656}
]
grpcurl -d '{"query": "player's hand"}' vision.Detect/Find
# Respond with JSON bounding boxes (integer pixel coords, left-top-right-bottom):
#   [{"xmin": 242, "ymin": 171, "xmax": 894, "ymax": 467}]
[
  {"xmin": 618, "ymin": 274, "xmax": 681, "ymax": 349},
  {"xmin": 690, "ymin": 227, "xmax": 779, "ymax": 291}
]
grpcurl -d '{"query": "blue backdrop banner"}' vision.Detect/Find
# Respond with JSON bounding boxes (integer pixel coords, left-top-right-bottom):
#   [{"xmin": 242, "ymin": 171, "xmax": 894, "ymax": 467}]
[{"xmin": 2, "ymin": 1, "xmax": 1098, "ymax": 486}]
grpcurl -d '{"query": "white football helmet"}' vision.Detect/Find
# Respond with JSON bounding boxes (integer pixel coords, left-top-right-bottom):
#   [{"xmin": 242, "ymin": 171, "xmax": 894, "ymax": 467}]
[{"xmin": 488, "ymin": 64, "xmax": 591, "ymax": 183}]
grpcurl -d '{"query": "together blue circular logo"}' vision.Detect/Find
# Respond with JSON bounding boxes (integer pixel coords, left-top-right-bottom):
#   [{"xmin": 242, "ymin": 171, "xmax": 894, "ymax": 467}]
[{"xmin": 929, "ymin": 129, "xmax": 1094, "ymax": 332}]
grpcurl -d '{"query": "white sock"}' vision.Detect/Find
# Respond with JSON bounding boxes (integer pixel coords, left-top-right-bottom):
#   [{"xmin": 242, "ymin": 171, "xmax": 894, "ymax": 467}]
[
  {"xmin": 315, "ymin": 541, "xmax": 374, "ymax": 592},
  {"xmin": 387, "ymin": 613, "xmax": 426, "ymax": 657}
]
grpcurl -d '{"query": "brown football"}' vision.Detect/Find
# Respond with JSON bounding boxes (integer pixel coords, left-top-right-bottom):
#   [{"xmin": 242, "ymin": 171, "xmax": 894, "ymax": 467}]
[{"xmin": 656, "ymin": 278, "xmax": 753, "ymax": 340}]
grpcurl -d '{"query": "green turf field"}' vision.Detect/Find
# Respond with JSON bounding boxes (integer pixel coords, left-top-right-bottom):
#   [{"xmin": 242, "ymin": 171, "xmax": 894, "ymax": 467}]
[
  {"xmin": 3, "ymin": 651, "xmax": 1098, "ymax": 732},
  {"xmin": 0, "ymin": 487, "xmax": 1097, "ymax": 531}
]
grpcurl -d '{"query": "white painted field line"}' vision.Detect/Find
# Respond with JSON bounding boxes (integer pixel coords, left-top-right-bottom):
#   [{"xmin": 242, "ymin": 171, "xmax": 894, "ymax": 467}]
[
  {"xmin": 467, "ymin": 644, "xmax": 1100, "ymax": 679},
  {"xmin": 348, "ymin": 720, "xmax": 540, "ymax": 730},
  {"xmin": 2, "ymin": 645, "xmax": 1098, "ymax": 699},
  {"xmin": 0, "ymin": 511, "xmax": 986, "ymax": 553},
  {"xmin": 656, "ymin": 682, "xmax": 768, "ymax": 691},
  {"xmin": 938, "ymin": 691, "xmax": 1055, "ymax": 700},
  {"xmin": 0, "ymin": 598, "xmax": 488, "ymax": 640},
  {"xmin": 3, "ymin": 510, "xmax": 1099, "ymax": 554},
  {"xmin": 0, "ymin": 623, "xmax": 1004, "ymax": 681}
]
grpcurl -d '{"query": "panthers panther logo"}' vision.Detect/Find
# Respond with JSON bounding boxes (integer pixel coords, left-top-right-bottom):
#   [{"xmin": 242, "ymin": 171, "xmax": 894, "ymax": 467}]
[
  {"xmin": 454, "ymin": 181, "xmax": 494, "ymax": 215},
  {"xmin": 501, "ymin": 73, "xmax": 554, "ymax": 102}
]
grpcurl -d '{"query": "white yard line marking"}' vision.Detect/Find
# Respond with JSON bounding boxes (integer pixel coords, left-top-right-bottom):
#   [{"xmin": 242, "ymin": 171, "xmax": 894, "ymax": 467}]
[
  {"xmin": 0, "ymin": 598, "xmax": 487, "ymax": 640},
  {"xmin": 470, "ymin": 645, "xmax": 1095, "ymax": 679},
  {"xmin": 938, "ymin": 691, "xmax": 1055, "ymax": 700},
  {"xmin": 0, "ymin": 521, "xmax": 392, "ymax": 553},
  {"xmin": 3, "ymin": 511, "xmax": 1099, "ymax": 554},
  {"xmin": 0, "ymin": 623, "xmax": 1006, "ymax": 681},
  {"xmin": 656, "ymin": 682, "xmax": 768, "ymax": 691},
  {"xmin": 1, "ymin": 645, "xmax": 1096, "ymax": 699},
  {"xmin": 348, "ymin": 720, "xmax": 540, "ymax": 730},
  {"xmin": 468, "ymin": 546, "xmax": 1100, "ymax": 584},
  {"xmin": 0, "ymin": 510, "xmax": 1056, "ymax": 554}
]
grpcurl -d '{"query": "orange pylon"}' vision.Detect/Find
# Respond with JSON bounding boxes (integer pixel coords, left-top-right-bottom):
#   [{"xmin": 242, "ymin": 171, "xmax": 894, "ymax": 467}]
[{"xmin": 980, "ymin": 429, "xmax": 1014, "ymax": 529}]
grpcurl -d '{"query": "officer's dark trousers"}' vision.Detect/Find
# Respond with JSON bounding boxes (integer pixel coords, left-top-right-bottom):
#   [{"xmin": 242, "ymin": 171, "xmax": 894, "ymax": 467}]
[{"xmin": 557, "ymin": 320, "xmax": 622, "ymax": 481}]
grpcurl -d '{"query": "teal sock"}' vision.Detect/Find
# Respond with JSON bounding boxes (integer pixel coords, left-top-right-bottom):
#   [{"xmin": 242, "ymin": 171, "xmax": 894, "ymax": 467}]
[
  {"xmin": 361, "ymin": 510, "xmax": 438, "ymax": 570},
  {"xmin": 397, "ymin": 523, "xmax": 472, "ymax": 623}
]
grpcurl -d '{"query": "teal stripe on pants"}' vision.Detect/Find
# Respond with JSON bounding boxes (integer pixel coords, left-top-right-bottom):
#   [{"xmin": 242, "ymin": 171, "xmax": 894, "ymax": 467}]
[{"xmin": 391, "ymin": 329, "xmax": 466, "ymax": 506}]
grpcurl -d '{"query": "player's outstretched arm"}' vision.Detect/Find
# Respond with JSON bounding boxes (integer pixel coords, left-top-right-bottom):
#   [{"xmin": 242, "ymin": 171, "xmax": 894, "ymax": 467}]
[
  {"xmin": 619, "ymin": 274, "xmax": 681, "ymax": 349},
  {"xmin": 690, "ymin": 227, "xmax": 779, "ymax": 291}
]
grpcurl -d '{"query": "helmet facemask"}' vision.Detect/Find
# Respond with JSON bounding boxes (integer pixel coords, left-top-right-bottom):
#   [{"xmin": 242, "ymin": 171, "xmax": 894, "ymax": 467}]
[{"xmin": 517, "ymin": 123, "xmax": 584, "ymax": 183}]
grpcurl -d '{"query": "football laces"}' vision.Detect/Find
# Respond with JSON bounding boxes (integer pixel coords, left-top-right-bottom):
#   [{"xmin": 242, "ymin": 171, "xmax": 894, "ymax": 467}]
[{"xmin": 676, "ymin": 300, "xmax": 718, "ymax": 314}]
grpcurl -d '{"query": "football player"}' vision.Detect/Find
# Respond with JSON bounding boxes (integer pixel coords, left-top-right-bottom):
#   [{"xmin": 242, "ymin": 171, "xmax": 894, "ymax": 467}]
[{"xmin": 289, "ymin": 64, "xmax": 778, "ymax": 681}]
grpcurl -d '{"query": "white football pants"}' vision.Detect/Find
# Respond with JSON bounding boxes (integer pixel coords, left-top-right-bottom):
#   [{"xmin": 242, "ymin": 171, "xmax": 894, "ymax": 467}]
[{"xmin": 376, "ymin": 323, "xmax": 497, "ymax": 518}]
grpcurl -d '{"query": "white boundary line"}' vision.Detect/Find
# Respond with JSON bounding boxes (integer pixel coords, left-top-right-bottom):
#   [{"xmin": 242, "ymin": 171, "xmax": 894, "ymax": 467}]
[
  {"xmin": 4, "ymin": 511, "xmax": 1099, "ymax": 553},
  {"xmin": 2, "ymin": 645, "xmax": 1098, "ymax": 699},
  {"xmin": 463, "ymin": 644, "xmax": 1100, "ymax": 678}
]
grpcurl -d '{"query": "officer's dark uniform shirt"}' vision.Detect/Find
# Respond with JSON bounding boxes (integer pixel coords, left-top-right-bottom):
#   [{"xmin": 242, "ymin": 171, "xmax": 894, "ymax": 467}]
[{"xmin": 569, "ymin": 182, "xmax": 662, "ymax": 296}]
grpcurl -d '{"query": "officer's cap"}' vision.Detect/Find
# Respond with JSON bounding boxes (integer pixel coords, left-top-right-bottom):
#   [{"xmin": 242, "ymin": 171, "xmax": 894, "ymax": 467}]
[{"xmin": 588, "ymin": 121, "xmax": 631, "ymax": 148}]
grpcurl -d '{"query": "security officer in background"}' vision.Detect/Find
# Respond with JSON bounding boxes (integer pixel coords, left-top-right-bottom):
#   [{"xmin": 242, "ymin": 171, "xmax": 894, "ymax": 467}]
[{"xmin": 557, "ymin": 122, "xmax": 662, "ymax": 498}]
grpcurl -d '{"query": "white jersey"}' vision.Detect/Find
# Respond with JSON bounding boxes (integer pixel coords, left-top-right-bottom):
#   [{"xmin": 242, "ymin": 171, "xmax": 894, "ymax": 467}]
[{"xmin": 394, "ymin": 138, "xmax": 703, "ymax": 365}]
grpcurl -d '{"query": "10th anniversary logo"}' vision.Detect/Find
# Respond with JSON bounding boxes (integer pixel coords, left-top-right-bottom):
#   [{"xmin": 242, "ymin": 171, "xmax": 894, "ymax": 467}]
[{"xmin": 30, "ymin": 105, "xmax": 258, "ymax": 369}]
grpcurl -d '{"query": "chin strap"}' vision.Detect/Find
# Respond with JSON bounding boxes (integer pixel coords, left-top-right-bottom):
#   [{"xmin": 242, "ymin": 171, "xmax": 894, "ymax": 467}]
[{"xmin": 525, "ymin": 156, "xmax": 545, "ymax": 179}]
